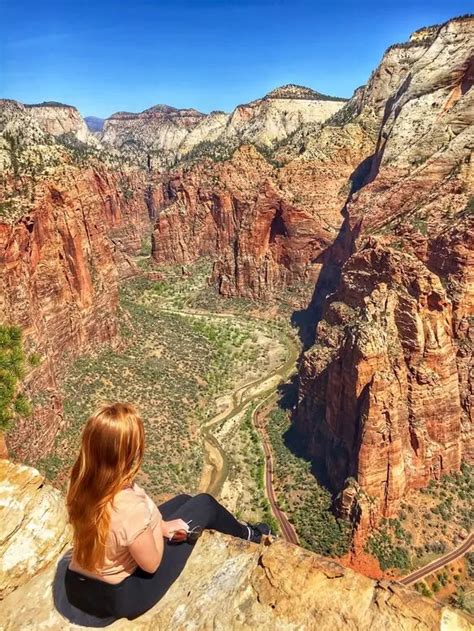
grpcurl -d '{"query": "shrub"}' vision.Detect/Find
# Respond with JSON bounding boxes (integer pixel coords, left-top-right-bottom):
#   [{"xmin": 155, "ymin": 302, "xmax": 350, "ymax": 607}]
[
  {"xmin": 0, "ymin": 326, "xmax": 31, "ymax": 430},
  {"xmin": 29, "ymin": 352, "xmax": 41, "ymax": 367}
]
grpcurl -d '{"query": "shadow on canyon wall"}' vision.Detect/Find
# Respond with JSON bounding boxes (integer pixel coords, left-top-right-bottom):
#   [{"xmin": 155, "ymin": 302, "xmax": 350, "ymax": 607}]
[
  {"xmin": 282, "ymin": 153, "xmax": 375, "ymax": 495},
  {"xmin": 275, "ymin": 376, "xmax": 335, "ymax": 492},
  {"xmin": 290, "ymin": 153, "xmax": 374, "ymax": 350}
]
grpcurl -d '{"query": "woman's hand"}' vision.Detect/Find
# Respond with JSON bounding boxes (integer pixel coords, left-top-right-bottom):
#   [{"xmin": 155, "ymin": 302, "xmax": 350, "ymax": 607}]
[{"xmin": 162, "ymin": 518, "xmax": 190, "ymax": 540}]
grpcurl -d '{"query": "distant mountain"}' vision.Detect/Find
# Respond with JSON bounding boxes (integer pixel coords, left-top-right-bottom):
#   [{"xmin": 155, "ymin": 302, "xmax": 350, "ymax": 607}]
[
  {"xmin": 84, "ymin": 116, "xmax": 105, "ymax": 132},
  {"xmin": 264, "ymin": 84, "xmax": 348, "ymax": 102},
  {"xmin": 101, "ymin": 84, "xmax": 346, "ymax": 167}
]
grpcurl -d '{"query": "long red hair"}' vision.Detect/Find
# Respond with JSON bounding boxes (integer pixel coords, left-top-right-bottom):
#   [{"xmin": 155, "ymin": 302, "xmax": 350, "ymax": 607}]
[{"xmin": 67, "ymin": 402, "xmax": 145, "ymax": 571}]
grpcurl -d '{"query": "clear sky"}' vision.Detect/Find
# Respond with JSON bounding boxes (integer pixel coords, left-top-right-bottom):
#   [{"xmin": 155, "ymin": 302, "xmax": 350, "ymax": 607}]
[{"xmin": 0, "ymin": 1, "xmax": 471, "ymax": 118}]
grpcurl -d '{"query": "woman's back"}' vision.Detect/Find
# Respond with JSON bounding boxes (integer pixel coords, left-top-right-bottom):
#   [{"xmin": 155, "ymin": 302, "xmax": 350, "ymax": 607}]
[{"xmin": 69, "ymin": 483, "xmax": 162, "ymax": 584}]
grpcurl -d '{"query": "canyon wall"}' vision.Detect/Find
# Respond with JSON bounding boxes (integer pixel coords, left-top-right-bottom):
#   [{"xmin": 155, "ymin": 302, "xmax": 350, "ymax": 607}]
[
  {"xmin": 0, "ymin": 101, "xmax": 153, "ymax": 461},
  {"xmin": 25, "ymin": 102, "xmax": 93, "ymax": 144},
  {"xmin": 150, "ymin": 117, "xmax": 370, "ymax": 299},
  {"xmin": 296, "ymin": 15, "xmax": 474, "ymax": 522},
  {"xmin": 149, "ymin": 24, "xmax": 446, "ymax": 300}
]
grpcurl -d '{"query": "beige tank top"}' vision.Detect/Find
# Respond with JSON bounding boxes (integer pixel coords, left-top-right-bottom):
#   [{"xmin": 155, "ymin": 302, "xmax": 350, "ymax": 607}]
[{"xmin": 69, "ymin": 483, "xmax": 162, "ymax": 584}]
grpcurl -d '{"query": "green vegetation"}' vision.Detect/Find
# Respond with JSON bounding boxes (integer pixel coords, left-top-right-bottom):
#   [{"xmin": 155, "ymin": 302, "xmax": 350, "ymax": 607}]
[
  {"xmin": 0, "ymin": 200, "xmax": 18, "ymax": 218},
  {"xmin": 36, "ymin": 275, "xmax": 270, "ymax": 499},
  {"xmin": 450, "ymin": 585, "xmax": 474, "ymax": 616},
  {"xmin": 366, "ymin": 518, "xmax": 412, "ymax": 571},
  {"xmin": 27, "ymin": 101, "xmax": 72, "ymax": 108},
  {"xmin": 415, "ymin": 581, "xmax": 433, "ymax": 598},
  {"xmin": 411, "ymin": 213, "xmax": 428, "ymax": 235},
  {"xmin": 418, "ymin": 465, "xmax": 474, "ymax": 531},
  {"xmin": 56, "ymin": 133, "xmax": 98, "ymax": 166},
  {"xmin": 0, "ymin": 326, "xmax": 31, "ymax": 430},
  {"xmin": 229, "ymin": 405, "xmax": 279, "ymax": 533},
  {"xmin": 464, "ymin": 195, "xmax": 474, "ymax": 216},
  {"xmin": 187, "ymin": 318, "xmax": 256, "ymax": 396},
  {"xmin": 139, "ymin": 234, "xmax": 152, "ymax": 257},
  {"xmin": 244, "ymin": 407, "xmax": 279, "ymax": 534},
  {"xmin": 180, "ymin": 139, "xmax": 237, "ymax": 164},
  {"xmin": 178, "ymin": 138, "xmax": 281, "ymax": 168},
  {"xmin": 119, "ymin": 178, "xmax": 134, "ymax": 201},
  {"xmin": 140, "ymin": 258, "xmax": 259, "ymax": 316},
  {"xmin": 28, "ymin": 352, "xmax": 42, "ymax": 367},
  {"xmin": 266, "ymin": 406, "xmax": 351, "ymax": 556},
  {"xmin": 367, "ymin": 464, "xmax": 474, "ymax": 572},
  {"xmin": 466, "ymin": 552, "xmax": 474, "ymax": 579}
]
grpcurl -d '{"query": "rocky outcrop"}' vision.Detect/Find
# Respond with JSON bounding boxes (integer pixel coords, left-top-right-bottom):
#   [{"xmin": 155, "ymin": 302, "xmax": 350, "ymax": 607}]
[
  {"xmin": 297, "ymin": 245, "xmax": 463, "ymax": 518},
  {"xmin": 102, "ymin": 105, "xmax": 207, "ymax": 168},
  {"xmin": 151, "ymin": 144, "xmax": 353, "ymax": 300},
  {"xmin": 102, "ymin": 85, "xmax": 346, "ymax": 169},
  {"xmin": 0, "ymin": 101, "xmax": 153, "ymax": 461},
  {"xmin": 0, "ymin": 460, "xmax": 470, "ymax": 630},
  {"xmin": 296, "ymin": 15, "xmax": 474, "ymax": 522},
  {"xmin": 0, "ymin": 460, "xmax": 70, "ymax": 598},
  {"xmin": 25, "ymin": 102, "xmax": 94, "ymax": 144}
]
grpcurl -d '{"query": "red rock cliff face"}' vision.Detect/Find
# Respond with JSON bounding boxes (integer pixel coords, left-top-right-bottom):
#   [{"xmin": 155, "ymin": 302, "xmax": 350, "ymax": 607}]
[
  {"xmin": 297, "ymin": 246, "xmax": 462, "ymax": 517},
  {"xmin": 295, "ymin": 16, "xmax": 473, "ymax": 522},
  {"xmin": 0, "ymin": 103, "xmax": 153, "ymax": 460},
  {"xmin": 152, "ymin": 133, "xmax": 372, "ymax": 300},
  {"xmin": 150, "ymin": 17, "xmax": 430, "ymax": 300}
]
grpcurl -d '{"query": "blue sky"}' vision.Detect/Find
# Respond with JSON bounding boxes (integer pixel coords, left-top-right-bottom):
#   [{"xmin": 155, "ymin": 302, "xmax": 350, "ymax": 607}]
[{"xmin": 0, "ymin": 1, "xmax": 471, "ymax": 118}]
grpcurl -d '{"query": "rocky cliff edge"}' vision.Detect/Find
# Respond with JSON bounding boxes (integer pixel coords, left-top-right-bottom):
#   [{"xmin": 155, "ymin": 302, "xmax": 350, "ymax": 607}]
[{"xmin": 0, "ymin": 460, "xmax": 471, "ymax": 630}]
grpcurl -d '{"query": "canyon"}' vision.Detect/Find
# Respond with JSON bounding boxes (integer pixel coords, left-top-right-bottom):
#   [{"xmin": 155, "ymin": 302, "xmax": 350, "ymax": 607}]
[
  {"xmin": 147, "ymin": 16, "xmax": 473, "ymax": 526},
  {"xmin": 0, "ymin": 99, "xmax": 157, "ymax": 460},
  {"xmin": 0, "ymin": 13, "xmax": 473, "ymax": 623}
]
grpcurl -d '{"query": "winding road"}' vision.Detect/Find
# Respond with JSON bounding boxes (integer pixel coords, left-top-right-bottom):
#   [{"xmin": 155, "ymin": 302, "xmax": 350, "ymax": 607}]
[
  {"xmin": 162, "ymin": 307, "xmax": 301, "ymax": 539},
  {"xmin": 399, "ymin": 532, "xmax": 474, "ymax": 585},
  {"xmin": 252, "ymin": 395, "xmax": 299, "ymax": 544}
]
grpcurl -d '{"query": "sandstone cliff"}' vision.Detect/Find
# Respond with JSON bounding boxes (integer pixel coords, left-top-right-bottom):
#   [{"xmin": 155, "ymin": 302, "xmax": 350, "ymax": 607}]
[
  {"xmin": 296, "ymin": 15, "xmax": 474, "ymax": 523},
  {"xmin": 26, "ymin": 102, "xmax": 95, "ymax": 145},
  {"xmin": 0, "ymin": 101, "xmax": 153, "ymax": 461},
  {"xmin": 102, "ymin": 85, "xmax": 346, "ymax": 169},
  {"xmin": 150, "ymin": 26, "xmax": 449, "ymax": 300},
  {"xmin": 151, "ymin": 143, "xmax": 345, "ymax": 299},
  {"xmin": 0, "ymin": 459, "xmax": 471, "ymax": 630}
]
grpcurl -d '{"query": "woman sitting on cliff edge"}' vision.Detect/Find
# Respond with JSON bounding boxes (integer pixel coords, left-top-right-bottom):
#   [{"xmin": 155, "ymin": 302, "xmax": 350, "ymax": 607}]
[{"xmin": 62, "ymin": 402, "xmax": 271, "ymax": 622}]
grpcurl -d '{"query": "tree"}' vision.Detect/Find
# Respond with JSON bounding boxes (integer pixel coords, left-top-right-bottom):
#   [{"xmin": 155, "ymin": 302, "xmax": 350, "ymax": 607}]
[{"xmin": 0, "ymin": 325, "xmax": 31, "ymax": 431}]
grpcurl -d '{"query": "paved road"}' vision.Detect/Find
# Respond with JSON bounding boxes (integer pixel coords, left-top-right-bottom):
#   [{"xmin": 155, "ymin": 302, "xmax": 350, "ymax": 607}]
[
  {"xmin": 253, "ymin": 398, "xmax": 299, "ymax": 545},
  {"xmin": 399, "ymin": 532, "xmax": 474, "ymax": 585}
]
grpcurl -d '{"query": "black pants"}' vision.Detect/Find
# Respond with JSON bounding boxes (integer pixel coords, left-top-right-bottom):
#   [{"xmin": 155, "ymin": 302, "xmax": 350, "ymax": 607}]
[{"xmin": 63, "ymin": 493, "xmax": 248, "ymax": 622}]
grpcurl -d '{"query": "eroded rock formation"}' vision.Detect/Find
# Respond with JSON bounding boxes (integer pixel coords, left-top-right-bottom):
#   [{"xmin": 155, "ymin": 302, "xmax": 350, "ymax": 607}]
[
  {"xmin": 0, "ymin": 101, "xmax": 154, "ymax": 460},
  {"xmin": 25, "ymin": 102, "xmax": 93, "ymax": 144},
  {"xmin": 297, "ymin": 246, "xmax": 463, "ymax": 518},
  {"xmin": 0, "ymin": 460, "xmax": 470, "ymax": 630},
  {"xmin": 296, "ymin": 15, "xmax": 473, "ymax": 523},
  {"xmin": 151, "ymin": 144, "xmax": 346, "ymax": 299}
]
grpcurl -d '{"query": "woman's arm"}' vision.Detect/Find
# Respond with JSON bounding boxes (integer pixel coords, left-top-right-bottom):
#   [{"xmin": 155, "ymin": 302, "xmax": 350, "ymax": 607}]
[{"xmin": 128, "ymin": 526, "xmax": 164, "ymax": 574}]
